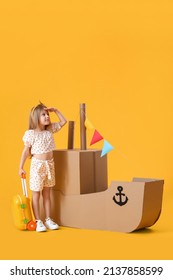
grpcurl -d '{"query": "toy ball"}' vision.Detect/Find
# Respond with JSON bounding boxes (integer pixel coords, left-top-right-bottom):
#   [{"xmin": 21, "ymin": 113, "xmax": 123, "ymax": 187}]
[{"xmin": 27, "ymin": 220, "xmax": 36, "ymax": 231}]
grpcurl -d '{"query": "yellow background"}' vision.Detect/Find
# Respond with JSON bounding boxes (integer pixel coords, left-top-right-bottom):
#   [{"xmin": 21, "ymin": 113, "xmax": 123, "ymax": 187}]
[{"xmin": 0, "ymin": 0, "xmax": 173, "ymax": 259}]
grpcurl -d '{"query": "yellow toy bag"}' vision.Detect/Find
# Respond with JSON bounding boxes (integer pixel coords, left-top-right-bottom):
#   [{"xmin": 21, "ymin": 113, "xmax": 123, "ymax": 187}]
[{"xmin": 11, "ymin": 175, "xmax": 36, "ymax": 230}]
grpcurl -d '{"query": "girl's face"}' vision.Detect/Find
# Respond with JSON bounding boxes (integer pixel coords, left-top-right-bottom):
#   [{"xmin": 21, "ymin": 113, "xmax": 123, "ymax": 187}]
[{"xmin": 39, "ymin": 109, "xmax": 50, "ymax": 128}]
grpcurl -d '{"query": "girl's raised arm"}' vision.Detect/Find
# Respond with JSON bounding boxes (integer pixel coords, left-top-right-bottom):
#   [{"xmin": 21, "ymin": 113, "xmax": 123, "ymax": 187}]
[{"xmin": 46, "ymin": 107, "xmax": 67, "ymax": 127}]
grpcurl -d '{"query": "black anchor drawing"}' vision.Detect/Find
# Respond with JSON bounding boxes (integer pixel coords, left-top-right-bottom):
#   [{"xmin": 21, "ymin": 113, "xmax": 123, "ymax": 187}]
[{"xmin": 113, "ymin": 186, "xmax": 128, "ymax": 206}]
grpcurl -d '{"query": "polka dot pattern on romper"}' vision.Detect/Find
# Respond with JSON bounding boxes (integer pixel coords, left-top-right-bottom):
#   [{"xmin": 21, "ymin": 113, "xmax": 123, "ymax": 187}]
[
  {"xmin": 30, "ymin": 157, "xmax": 55, "ymax": 191},
  {"xmin": 22, "ymin": 122, "xmax": 61, "ymax": 154}
]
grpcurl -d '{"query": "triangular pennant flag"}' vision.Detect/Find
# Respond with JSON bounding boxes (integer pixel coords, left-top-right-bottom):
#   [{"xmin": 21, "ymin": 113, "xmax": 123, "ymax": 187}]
[
  {"xmin": 84, "ymin": 118, "xmax": 95, "ymax": 130},
  {"xmin": 90, "ymin": 129, "xmax": 104, "ymax": 145},
  {"xmin": 101, "ymin": 140, "xmax": 114, "ymax": 157}
]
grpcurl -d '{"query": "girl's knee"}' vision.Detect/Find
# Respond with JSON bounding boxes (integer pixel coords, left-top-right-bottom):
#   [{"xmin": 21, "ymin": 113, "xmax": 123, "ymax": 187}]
[
  {"xmin": 32, "ymin": 191, "xmax": 40, "ymax": 201},
  {"xmin": 42, "ymin": 187, "xmax": 51, "ymax": 199}
]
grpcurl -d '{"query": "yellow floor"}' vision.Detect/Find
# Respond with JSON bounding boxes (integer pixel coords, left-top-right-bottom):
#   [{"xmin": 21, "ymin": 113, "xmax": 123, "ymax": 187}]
[{"xmin": 1, "ymin": 188, "xmax": 173, "ymax": 260}]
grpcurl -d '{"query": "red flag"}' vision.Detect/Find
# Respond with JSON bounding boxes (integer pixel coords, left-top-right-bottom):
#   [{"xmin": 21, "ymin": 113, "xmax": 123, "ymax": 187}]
[{"xmin": 90, "ymin": 130, "xmax": 104, "ymax": 145}]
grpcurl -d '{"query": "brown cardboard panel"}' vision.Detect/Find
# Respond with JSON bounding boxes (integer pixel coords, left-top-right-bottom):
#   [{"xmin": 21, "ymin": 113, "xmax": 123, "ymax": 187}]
[
  {"xmin": 133, "ymin": 179, "xmax": 164, "ymax": 230},
  {"xmin": 93, "ymin": 150, "xmax": 108, "ymax": 192},
  {"xmin": 79, "ymin": 151, "xmax": 95, "ymax": 194},
  {"xmin": 50, "ymin": 178, "xmax": 164, "ymax": 233},
  {"xmin": 53, "ymin": 149, "xmax": 108, "ymax": 195}
]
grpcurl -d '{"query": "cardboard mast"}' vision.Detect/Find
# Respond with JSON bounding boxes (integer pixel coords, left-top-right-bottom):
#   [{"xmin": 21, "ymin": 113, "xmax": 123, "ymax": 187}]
[
  {"xmin": 80, "ymin": 103, "xmax": 87, "ymax": 150},
  {"xmin": 67, "ymin": 121, "xmax": 75, "ymax": 149}
]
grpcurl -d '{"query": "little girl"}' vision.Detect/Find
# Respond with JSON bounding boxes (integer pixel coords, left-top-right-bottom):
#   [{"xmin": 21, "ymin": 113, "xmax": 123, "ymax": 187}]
[{"xmin": 19, "ymin": 102, "xmax": 67, "ymax": 232}]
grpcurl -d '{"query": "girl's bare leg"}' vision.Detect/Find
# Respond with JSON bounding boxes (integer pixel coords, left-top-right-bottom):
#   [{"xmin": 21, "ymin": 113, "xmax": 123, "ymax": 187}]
[
  {"xmin": 32, "ymin": 191, "xmax": 40, "ymax": 220},
  {"xmin": 42, "ymin": 187, "xmax": 51, "ymax": 219}
]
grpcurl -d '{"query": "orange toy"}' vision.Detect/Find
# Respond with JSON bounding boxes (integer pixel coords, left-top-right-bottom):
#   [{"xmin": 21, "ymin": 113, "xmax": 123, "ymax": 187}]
[{"xmin": 27, "ymin": 220, "xmax": 36, "ymax": 231}]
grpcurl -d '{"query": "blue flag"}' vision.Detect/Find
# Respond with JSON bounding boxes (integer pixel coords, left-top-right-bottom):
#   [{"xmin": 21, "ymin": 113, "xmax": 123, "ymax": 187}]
[{"xmin": 101, "ymin": 140, "xmax": 114, "ymax": 157}]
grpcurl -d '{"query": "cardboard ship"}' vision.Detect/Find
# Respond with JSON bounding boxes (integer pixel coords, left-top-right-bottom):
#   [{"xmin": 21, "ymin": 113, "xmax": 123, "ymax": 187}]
[{"xmin": 41, "ymin": 104, "xmax": 164, "ymax": 232}]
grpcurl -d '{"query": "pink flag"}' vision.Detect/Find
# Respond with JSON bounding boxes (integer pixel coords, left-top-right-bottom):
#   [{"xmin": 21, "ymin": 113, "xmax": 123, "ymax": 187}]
[{"xmin": 90, "ymin": 130, "xmax": 104, "ymax": 145}]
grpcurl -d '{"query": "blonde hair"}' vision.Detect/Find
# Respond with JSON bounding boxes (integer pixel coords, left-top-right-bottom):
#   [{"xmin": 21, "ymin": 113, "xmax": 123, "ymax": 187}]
[{"xmin": 29, "ymin": 102, "xmax": 48, "ymax": 129}]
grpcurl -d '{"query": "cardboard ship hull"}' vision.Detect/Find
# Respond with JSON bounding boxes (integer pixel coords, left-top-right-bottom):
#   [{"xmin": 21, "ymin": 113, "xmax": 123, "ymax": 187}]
[
  {"xmin": 39, "ymin": 148, "xmax": 164, "ymax": 233},
  {"xmin": 50, "ymin": 178, "xmax": 164, "ymax": 233}
]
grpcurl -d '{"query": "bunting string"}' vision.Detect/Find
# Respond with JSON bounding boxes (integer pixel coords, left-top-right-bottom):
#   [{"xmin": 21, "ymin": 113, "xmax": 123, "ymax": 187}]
[
  {"xmin": 83, "ymin": 112, "xmax": 114, "ymax": 157},
  {"xmin": 74, "ymin": 109, "xmax": 147, "ymax": 174}
]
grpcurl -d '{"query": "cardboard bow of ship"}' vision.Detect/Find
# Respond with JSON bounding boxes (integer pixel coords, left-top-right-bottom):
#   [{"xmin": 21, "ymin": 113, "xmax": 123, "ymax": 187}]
[{"xmin": 41, "ymin": 104, "xmax": 164, "ymax": 232}]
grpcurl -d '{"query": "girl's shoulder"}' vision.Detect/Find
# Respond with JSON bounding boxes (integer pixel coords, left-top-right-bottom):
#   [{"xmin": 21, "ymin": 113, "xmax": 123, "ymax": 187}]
[
  {"xmin": 23, "ymin": 130, "xmax": 35, "ymax": 141},
  {"xmin": 23, "ymin": 129, "xmax": 34, "ymax": 135},
  {"xmin": 22, "ymin": 130, "xmax": 35, "ymax": 146}
]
